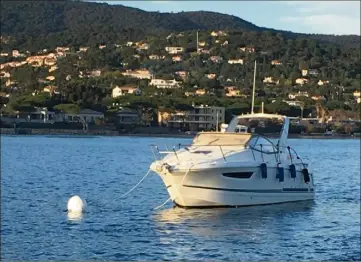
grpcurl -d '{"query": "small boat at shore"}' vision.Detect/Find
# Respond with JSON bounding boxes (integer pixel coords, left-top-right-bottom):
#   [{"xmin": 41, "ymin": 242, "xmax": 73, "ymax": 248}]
[{"xmin": 150, "ymin": 113, "xmax": 315, "ymax": 208}]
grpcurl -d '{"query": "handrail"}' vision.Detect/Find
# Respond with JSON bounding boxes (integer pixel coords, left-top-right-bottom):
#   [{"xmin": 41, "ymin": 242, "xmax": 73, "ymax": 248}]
[
  {"xmin": 149, "ymin": 138, "xmax": 300, "ymax": 163},
  {"xmin": 248, "ymin": 146, "xmax": 278, "ymax": 155}
]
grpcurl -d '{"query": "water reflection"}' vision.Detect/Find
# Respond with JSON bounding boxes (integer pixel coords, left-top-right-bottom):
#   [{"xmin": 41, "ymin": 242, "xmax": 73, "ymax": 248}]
[
  {"xmin": 67, "ymin": 211, "xmax": 84, "ymax": 221},
  {"xmin": 153, "ymin": 201, "xmax": 315, "ymax": 238}
]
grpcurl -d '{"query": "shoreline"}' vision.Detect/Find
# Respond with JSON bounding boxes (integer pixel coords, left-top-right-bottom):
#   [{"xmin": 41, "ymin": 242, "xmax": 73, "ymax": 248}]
[{"xmin": 1, "ymin": 128, "xmax": 360, "ymax": 139}]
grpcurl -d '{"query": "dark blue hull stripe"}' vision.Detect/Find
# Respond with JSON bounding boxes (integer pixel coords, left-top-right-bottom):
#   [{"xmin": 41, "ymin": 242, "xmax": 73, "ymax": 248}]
[{"xmin": 182, "ymin": 185, "xmax": 313, "ymax": 193}]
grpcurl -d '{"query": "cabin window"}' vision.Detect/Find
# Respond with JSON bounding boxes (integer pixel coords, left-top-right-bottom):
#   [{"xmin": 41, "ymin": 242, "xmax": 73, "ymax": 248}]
[{"xmin": 222, "ymin": 172, "xmax": 254, "ymax": 179}]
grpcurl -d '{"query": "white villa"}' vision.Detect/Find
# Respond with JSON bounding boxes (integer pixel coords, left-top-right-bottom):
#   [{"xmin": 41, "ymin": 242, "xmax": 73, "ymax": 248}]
[{"xmin": 149, "ymin": 79, "xmax": 181, "ymax": 89}]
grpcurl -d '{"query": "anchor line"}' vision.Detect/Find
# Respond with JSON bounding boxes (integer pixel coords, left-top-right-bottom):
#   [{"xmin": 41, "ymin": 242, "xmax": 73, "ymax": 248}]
[
  {"xmin": 120, "ymin": 169, "xmax": 152, "ymax": 198},
  {"xmin": 154, "ymin": 197, "xmax": 172, "ymax": 210},
  {"xmin": 154, "ymin": 163, "xmax": 194, "ymax": 210}
]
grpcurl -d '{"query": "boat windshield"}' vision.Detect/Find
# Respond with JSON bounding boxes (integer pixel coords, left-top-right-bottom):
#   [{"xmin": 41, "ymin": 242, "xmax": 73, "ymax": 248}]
[
  {"xmin": 234, "ymin": 118, "xmax": 284, "ymax": 134},
  {"xmin": 192, "ymin": 132, "xmax": 252, "ymax": 146}
]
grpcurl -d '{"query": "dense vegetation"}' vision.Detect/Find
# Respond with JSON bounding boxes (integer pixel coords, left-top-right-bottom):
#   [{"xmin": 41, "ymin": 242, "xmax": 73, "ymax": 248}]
[
  {"xmin": 1, "ymin": 0, "xmax": 360, "ymax": 52},
  {"xmin": 0, "ymin": 0, "xmax": 360, "ymax": 128}
]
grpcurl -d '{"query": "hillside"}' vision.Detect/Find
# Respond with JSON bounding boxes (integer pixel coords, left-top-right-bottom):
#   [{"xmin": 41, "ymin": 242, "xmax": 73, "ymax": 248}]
[{"xmin": 0, "ymin": 0, "xmax": 360, "ymax": 51}]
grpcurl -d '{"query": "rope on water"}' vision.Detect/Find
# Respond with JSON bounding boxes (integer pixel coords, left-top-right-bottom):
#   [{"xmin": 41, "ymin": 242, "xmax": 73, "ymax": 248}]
[
  {"xmin": 153, "ymin": 163, "xmax": 194, "ymax": 210},
  {"xmin": 120, "ymin": 169, "xmax": 152, "ymax": 198},
  {"xmin": 154, "ymin": 197, "xmax": 172, "ymax": 210}
]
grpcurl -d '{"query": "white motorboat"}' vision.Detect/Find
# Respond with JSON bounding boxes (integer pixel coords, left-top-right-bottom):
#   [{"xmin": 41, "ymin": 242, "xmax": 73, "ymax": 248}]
[{"xmin": 150, "ymin": 113, "xmax": 315, "ymax": 208}]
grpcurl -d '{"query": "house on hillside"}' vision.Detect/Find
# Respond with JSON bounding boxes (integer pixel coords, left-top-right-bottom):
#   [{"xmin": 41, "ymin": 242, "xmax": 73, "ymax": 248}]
[
  {"xmin": 274, "ymin": 100, "xmax": 303, "ymax": 107},
  {"xmin": 149, "ymin": 79, "xmax": 181, "ymax": 89},
  {"xmin": 318, "ymin": 80, "xmax": 329, "ymax": 86},
  {"xmin": 195, "ymin": 89, "xmax": 206, "ymax": 96},
  {"xmin": 148, "ymin": 55, "xmax": 165, "ymax": 60},
  {"xmin": 79, "ymin": 69, "xmax": 102, "ymax": 78},
  {"xmin": 228, "ymin": 59, "xmax": 244, "ymax": 64},
  {"xmin": 0, "ymin": 61, "xmax": 27, "ymax": 70},
  {"xmin": 5, "ymin": 79, "xmax": 17, "ymax": 87},
  {"xmin": 165, "ymin": 46, "xmax": 184, "ymax": 54},
  {"xmin": 301, "ymin": 69, "xmax": 308, "ymax": 76},
  {"xmin": 288, "ymin": 91, "xmax": 309, "ymax": 99},
  {"xmin": 14, "ymin": 107, "xmax": 55, "ymax": 124},
  {"xmin": 271, "ymin": 60, "xmax": 282, "ymax": 65},
  {"xmin": 44, "ymin": 56, "xmax": 57, "ymax": 66},
  {"xmin": 210, "ymin": 31, "xmax": 227, "ymax": 37},
  {"xmin": 353, "ymin": 91, "xmax": 360, "ymax": 103},
  {"xmin": 206, "ymin": 73, "xmax": 216, "ymax": 79},
  {"xmin": 198, "ymin": 41, "xmax": 206, "ymax": 47},
  {"xmin": 112, "ymin": 85, "xmax": 140, "ymax": 98},
  {"xmin": 60, "ymin": 109, "xmax": 104, "ymax": 124},
  {"xmin": 43, "ymin": 85, "xmax": 59, "ymax": 95},
  {"xmin": 225, "ymin": 86, "xmax": 244, "ymax": 97},
  {"xmin": 239, "ymin": 47, "xmax": 255, "ymax": 53},
  {"xmin": 311, "ymin": 95, "xmax": 326, "ymax": 101},
  {"xmin": 12, "ymin": 50, "xmax": 25, "ymax": 57},
  {"xmin": 308, "ymin": 69, "xmax": 319, "ymax": 76},
  {"xmin": 55, "ymin": 47, "xmax": 70, "ymax": 53},
  {"xmin": 49, "ymin": 65, "xmax": 58, "ymax": 72},
  {"xmin": 46, "ymin": 76, "xmax": 55, "ymax": 81},
  {"xmin": 79, "ymin": 47, "xmax": 89, "ymax": 52},
  {"xmin": 221, "ymin": 40, "xmax": 229, "ymax": 46},
  {"xmin": 175, "ymin": 71, "xmax": 188, "ymax": 79},
  {"xmin": 209, "ymin": 56, "xmax": 223, "ymax": 63},
  {"xmin": 136, "ymin": 43, "xmax": 149, "ymax": 51},
  {"xmin": 122, "ymin": 69, "xmax": 152, "ymax": 79},
  {"xmin": 26, "ymin": 56, "xmax": 45, "ymax": 67},
  {"xmin": 172, "ymin": 55, "xmax": 182, "ymax": 62},
  {"xmin": 199, "ymin": 48, "xmax": 210, "ymax": 54},
  {"xmin": 263, "ymin": 77, "xmax": 279, "ymax": 85},
  {"xmin": 0, "ymin": 71, "xmax": 10, "ymax": 78},
  {"xmin": 116, "ymin": 107, "xmax": 140, "ymax": 126},
  {"xmin": 295, "ymin": 78, "xmax": 309, "ymax": 85}
]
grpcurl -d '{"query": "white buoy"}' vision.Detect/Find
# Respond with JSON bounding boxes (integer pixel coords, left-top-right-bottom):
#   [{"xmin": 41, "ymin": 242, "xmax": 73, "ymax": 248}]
[{"xmin": 67, "ymin": 195, "xmax": 85, "ymax": 215}]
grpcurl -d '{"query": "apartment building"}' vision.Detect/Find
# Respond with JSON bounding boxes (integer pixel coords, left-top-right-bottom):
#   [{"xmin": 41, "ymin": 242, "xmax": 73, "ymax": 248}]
[{"xmin": 160, "ymin": 105, "xmax": 225, "ymax": 131}]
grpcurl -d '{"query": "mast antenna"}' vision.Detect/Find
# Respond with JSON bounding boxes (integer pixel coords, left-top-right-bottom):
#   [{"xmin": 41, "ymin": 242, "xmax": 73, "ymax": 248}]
[{"xmin": 251, "ymin": 60, "xmax": 256, "ymax": 114}]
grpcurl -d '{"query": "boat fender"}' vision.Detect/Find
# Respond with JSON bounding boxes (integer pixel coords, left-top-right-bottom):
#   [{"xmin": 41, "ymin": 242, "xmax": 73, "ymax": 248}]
[
  {"xmin": 289, "ymin": 164, "xmax": 297, "ymax": 178},
  {"xmin": 276, "ymin": 164, "xmax": 284, "ymax": 182},
  {"xmin": 260, "ymin": 163, "xmax": 267, "ymax": 179},
  {"xmin": 302, "ymin": 168, "xmax": 310, "ymax": 183}
]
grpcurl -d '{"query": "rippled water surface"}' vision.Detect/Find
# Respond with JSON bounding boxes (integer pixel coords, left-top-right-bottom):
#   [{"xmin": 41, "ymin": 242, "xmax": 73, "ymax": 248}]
[{"xmin": 1, "ymin": 135, "xmax": 360, "ymax": 260}]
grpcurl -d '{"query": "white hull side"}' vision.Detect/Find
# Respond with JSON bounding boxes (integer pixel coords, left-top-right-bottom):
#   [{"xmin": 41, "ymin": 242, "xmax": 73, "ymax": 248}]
[{"xmin": 155, "ymin": 166, "xmax": 315, "ymax": 208}]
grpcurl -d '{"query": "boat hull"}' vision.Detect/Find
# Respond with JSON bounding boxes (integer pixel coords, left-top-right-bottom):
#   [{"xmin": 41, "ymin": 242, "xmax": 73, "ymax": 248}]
[{"xmin": 152, "ymin": 164, "xmax": 315, "ymax": 208}]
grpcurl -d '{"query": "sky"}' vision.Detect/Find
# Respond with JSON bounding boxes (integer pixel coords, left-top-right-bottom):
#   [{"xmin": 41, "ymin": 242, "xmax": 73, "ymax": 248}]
[{"xmin": 94, "ymin": 1, "xmax": 360, "ymax": 35}]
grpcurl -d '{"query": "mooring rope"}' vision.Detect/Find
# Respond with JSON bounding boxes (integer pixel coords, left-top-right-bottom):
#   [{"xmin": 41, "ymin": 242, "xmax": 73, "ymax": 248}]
[
  {"xmin": 154, "ymin": 197, "xmax": 172, "ymax": 210},
  {"xmin": 153, "ymin": 163, "xmax": 194, "ymax": 210},
  {"xmin": 120, "ymin": 169, "xmax": 152, "ymax": 198}
]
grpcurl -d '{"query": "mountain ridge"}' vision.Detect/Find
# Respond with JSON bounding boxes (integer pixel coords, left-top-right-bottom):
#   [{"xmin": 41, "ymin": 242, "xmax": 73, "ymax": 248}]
[{"xmin": 0, "ymin": 0, "xmax": 359, "ymax": 50}]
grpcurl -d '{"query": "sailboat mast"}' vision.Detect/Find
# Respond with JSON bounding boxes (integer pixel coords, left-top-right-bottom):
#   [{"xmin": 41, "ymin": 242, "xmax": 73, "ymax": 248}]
[
  {"xmin": 251, "ymin": 60, "xmax": 257, "ymax": 114},
  {"xmin": 196, "ymin": 30, "xmax": 199, "ymax": 54}
]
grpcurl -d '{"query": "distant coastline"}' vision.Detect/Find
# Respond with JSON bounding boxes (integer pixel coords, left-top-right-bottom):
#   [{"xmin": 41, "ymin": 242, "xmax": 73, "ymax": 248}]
[{"xmin": 1, "ymin": 128, "xmax": 359, "ymax": 140}]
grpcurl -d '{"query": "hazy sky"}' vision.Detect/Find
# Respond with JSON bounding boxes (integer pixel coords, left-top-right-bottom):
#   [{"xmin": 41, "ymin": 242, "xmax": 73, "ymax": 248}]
[{"xmin": 94, "ymin": 1, "xmax": 360, "ymax": 35}]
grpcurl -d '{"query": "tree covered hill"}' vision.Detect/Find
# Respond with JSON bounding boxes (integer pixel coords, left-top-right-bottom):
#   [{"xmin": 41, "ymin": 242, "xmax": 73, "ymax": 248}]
[{"xmin": 1, "ymin": 0, "xmax": 360, "ymax": 51}]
